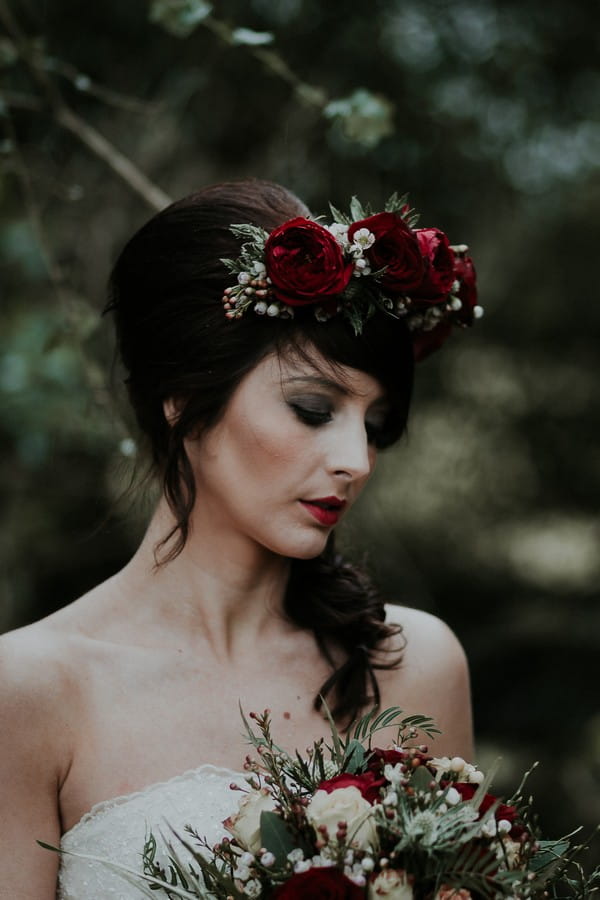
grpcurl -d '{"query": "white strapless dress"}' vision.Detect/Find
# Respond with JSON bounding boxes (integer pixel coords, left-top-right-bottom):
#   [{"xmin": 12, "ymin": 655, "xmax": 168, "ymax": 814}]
[{"xmin": 57, "ymin": 764, "xmax": 245, "ymax": 899}]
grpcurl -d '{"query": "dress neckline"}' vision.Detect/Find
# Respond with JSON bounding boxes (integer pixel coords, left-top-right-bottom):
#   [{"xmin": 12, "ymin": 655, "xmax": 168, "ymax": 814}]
[{"xmin": 61, "ymin": 762, "xmax": 244, "ymax": 844}]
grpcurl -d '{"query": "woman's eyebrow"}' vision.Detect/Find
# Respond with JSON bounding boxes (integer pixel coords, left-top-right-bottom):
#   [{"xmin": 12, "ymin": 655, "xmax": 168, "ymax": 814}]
[
  {"xmin": 281, "ymin": 375, "xmax": 350, "ymax": 395},
  {"xmin": 282, "ymin": 375, "xmax": 388, "ymax": 408}
]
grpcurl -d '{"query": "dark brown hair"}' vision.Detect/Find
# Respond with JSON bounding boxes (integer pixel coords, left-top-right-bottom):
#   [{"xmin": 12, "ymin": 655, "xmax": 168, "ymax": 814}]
[{"xmin": 106, "ymin": 179, "xmax": 414, "ymax": 725}]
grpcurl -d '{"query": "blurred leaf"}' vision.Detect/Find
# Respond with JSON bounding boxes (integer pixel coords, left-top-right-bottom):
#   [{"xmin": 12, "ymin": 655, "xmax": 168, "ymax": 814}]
[
  {"xmin": 0, "ymin": 37, "xmax": 18, "ymax": 67},
  {"xmin": 230, "ymin": 28, "xmax": 274, "ymax": 47},
  {"xmin": 324, "ymin": 88, "xmax": 395, "ymax": 148},
  {"xmin": 149, "ymin": 0, "xmax": 212, "ymax": 38}
]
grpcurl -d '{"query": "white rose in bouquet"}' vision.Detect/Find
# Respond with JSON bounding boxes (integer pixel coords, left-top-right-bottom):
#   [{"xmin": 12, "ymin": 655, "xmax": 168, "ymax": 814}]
[
  {"xmin": 224, "ymin": 788, "xmax": 276, "ymax": 853},
  {"xmin": 369, "ymin": 868, "xmax": 414, "ymax": 899},
  {"xmin": 306, "ymin": 786, "xmax": 378, "ymax": 850}
]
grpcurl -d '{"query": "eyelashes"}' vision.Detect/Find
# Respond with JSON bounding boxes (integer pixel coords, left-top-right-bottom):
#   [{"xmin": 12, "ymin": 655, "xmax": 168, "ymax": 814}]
[
  {"xmin": 289, "ymin": 403, "xmax": 386, "ymax": 447},
  {"xmin": 290, "ymin": 403, "xmax": 332, "ymax": 427}
]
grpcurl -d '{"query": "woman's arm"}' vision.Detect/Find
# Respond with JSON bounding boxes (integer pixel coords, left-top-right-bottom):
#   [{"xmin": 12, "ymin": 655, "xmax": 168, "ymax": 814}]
[
  {"xmin": 378, "ymin": 604, "xmax": 474, "ymax": 761},
  {"xmin": 0, "ymin": 630, "xmax": 69, "ymax": 900}
]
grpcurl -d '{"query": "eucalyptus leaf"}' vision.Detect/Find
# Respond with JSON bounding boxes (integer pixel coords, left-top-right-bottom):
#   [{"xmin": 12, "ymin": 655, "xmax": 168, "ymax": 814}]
[
  {"xmin": 410, "ymin": 764, "xmax": 434, "ymax": 792},
  {"xmin": 349, "ymin": 196, "xmax": 366, "ymax": 221},
  {"xmin": 260, "ymin": 810, "xmax": 296, "ymax": 867},
  {"xmin": 343, "ymin": 739, "xmax": 366, "ymax": 774}
]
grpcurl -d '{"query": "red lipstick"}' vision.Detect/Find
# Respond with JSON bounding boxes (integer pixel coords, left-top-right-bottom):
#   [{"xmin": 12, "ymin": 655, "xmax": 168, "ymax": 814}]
[{"xmin": 299, "ymin": 496, "xmax": 346, "ymax": 527}]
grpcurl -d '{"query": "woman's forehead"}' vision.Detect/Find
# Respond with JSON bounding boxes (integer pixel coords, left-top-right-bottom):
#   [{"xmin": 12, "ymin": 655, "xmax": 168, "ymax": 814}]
[{"xmin": 260, "ymin": 347, "xmax": 388, "ymax": 403}]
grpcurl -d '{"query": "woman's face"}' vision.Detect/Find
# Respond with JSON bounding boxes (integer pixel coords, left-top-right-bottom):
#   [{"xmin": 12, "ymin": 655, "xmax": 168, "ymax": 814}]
[{"xmin": 186, "ymin": 346, "xmax": 391, "ymax": 560}]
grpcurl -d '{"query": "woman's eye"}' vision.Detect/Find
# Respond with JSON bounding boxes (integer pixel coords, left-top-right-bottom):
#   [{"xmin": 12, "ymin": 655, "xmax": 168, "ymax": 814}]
[{"xmin": 290, "ymin": 403, "xmax": 332, "ymax": 427}]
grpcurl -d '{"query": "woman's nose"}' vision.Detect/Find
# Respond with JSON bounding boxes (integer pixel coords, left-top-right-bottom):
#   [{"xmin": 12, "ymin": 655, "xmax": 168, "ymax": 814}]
[{"xmin": 328, "ymin": 420, "xmax": 374, "ymax": 482}]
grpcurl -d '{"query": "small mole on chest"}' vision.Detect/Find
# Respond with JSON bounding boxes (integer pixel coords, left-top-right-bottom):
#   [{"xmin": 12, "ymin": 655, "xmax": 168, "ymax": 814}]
[{"xmin": 283, "ymin": 711, "xmax": 291, "ymax": 720}]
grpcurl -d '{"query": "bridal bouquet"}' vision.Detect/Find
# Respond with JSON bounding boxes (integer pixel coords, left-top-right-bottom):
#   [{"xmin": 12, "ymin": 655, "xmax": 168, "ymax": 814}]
[{"xmin": 133, "ymin": 707, "xmax": 598, "ymax": 900}]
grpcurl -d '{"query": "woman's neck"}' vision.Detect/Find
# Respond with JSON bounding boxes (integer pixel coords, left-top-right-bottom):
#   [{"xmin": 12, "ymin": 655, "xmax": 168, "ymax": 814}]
[{"xmin": 117, "ymin": 498, "xmax": 293, "ymax": 660}]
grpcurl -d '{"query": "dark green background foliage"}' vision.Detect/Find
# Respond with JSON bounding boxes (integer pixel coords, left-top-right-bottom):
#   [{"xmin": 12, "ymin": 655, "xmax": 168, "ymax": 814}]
[{"xmin": 1, "ymin": 0, "xmax": 599, "ymax": 859}]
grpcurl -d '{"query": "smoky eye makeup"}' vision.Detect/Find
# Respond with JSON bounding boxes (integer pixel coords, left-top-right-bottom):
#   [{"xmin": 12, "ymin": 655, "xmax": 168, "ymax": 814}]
[{"xmin": 285, "ymin": 394, "xmax": 333, "ymax": 425}]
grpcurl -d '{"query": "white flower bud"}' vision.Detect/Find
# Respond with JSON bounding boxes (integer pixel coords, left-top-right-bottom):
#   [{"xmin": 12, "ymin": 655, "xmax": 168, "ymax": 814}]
[
  {"xmin": 450, "ymin": 297, "xmax": 463, "ymax": 311},
  {"xmin": 473, "ymin": 305, "xmax": 484, "ymax": 319},
  {"xmin": 244, "ymin": 879, "xmax": 262, "ymax": 898},
  {"xmin": 253, "ymin": 301, "xmax": 268, "ymax": 315},
  {"xmin": 237, "ymin": 272, "xmax": 251, "ymax": 284},
  {"xmin": 234, "ymin": 864, "xmax": 251, "ymax": 881},
  {"xmin": 294, "ymin": 859, "xmax": 311, "ymax": 873},
  {"xmin": 450, "ymin": 757, "xmax": 465, "ymax": 773},
  {"xmin": 470, "ymin": 770, "xmax": 484, "ymax": 785},
  {"xmin": 481, "ymin": 818, "xmax": 498, "ymax": 838},
  {"xmin": 266, "ymin": 304, "xmax": 280, "ymax": 317},
  {"xmin": 445, "ymin": 787, "xmax": 461, "ymax": 806},
  {"xmin": 497, "ymin": 819, "xmax": 512, "ymax": 834}
]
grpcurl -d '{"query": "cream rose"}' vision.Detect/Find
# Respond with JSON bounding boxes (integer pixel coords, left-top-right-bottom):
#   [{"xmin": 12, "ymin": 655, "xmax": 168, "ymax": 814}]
[
  {"xmin": 306, "ymin": 786, "xmax": 378, "ymax": 850},
  {"xmin": 224, "ymin": 788, "xmax": 276, "ymax": 853},
  {"xmin": 435, "ymin": 887, "xmax": 472, "ymax": 900},
  {"xmin": 369, "ymin": 868, "xmax": 414, "ymax": 899}
]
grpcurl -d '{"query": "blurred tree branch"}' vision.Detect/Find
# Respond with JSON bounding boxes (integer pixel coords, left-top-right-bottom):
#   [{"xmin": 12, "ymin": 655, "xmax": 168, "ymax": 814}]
[{"xmin": 0, "ymin": 0, "xmax": 172, "ymax": 211}]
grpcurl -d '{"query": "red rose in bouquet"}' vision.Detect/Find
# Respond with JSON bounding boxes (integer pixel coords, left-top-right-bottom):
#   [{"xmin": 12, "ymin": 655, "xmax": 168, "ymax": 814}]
[
  {"xmin": 272, "ymin": 868, "xmax": 365, "ymax": 898},
  {"xmin": 367, "ymin": 746, "xmax": 433, "ymax": 773},
  {"xmin": 452, "ymin": 252, "xmax": 478, "ymax": 323},
  {"xmin": 318, "ymin": 770, "xmax": 385, "ymax": 805},
  {"xmin": 264, "ymin": 217, "xmax": 353, "ymax": 307},
  {"xmin": 348, "ymin": 212, "xmax": 424, "ymax": 294},
  {"xmin": 413, "ymin": 227, "xmax": 456, "ymax": 299}
]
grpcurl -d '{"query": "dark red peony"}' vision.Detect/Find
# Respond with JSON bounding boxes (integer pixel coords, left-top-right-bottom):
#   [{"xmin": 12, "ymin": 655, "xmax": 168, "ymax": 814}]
[
  {"xmin": 317, "ymin": 771, "xmax": 385, "ymax": 805},
  {"xmin": 414, "ymin": 228, "xmax": 456, "ymax": 299},
  {"xmin": 264, "ymin": 217, "xmax": 353, "ymax": 307},
  {"xmin": 452, "ymin": 252, "xmax": 478, "ymax": 323},
  {"xmin": 271, "ymin": 868, "xmax": 365, "ymax": 899},
  {"xmin": 348, "ymin": 212, "xmax": 424, "ymax": 294}
]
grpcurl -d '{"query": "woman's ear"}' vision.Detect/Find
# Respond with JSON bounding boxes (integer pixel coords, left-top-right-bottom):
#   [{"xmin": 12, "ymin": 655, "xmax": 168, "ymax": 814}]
[{"xmin": 163, "ymin": 396, "xmax": 183, "ymax": 426}]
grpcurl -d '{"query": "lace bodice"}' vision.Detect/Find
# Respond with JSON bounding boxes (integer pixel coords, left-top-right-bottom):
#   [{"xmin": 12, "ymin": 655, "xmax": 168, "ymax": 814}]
[{"xmin": 57, "ymin": 764, "xmax": 245, "ymax": 899}]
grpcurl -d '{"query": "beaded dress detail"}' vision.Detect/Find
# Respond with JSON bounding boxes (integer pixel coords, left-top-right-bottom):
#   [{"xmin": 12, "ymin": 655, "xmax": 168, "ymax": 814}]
[{"xmin": 57, "ymin": 764, "xmax": 245, "ymax": 899}]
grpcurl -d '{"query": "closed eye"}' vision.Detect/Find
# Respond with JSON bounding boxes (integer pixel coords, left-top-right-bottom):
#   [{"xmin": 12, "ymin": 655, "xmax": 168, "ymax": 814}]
[{"xmin": 290, "ymin": 403, "xmax": 332, "ymax": 427}]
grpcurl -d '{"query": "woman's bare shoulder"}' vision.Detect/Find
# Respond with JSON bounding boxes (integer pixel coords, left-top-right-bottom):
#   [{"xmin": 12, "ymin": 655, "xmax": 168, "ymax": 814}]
[
  {"xmin": 384, "ymin": 602, "xmax": 468, "ymax": 668},
  {"xmin": 0, "ymin": 581, "xmax": 115, "ymax": 716},
  {"xmin": 0, "ymin": 616, "xmax": 82, "ymax": 726},
  {"xmin": 379, "ymin": 603, "xmax": 473, "ymax": 759}
]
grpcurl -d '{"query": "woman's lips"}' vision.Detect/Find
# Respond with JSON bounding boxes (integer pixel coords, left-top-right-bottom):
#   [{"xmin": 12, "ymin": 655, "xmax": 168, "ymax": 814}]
[{"xmin": 299, "ymin": 497, "xmax": 347, "ymax": 527}]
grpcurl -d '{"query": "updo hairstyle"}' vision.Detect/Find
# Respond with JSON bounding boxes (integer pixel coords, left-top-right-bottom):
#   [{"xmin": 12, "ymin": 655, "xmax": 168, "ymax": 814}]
[{"xmin": 106, "ymin": 180, "xmax": 415, "ymax": 725}]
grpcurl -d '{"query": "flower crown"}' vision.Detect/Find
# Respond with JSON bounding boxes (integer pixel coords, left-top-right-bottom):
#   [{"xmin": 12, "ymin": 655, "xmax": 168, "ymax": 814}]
[{"xmin": 220, "ymin": 194, "xmax": 482, "ymax": 360}]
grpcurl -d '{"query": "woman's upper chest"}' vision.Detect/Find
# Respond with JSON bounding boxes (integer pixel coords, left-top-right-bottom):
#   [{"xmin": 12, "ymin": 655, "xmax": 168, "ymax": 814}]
[{"xmin": 59, "ymin": 635, "xmax": 332, "ymax": 834}]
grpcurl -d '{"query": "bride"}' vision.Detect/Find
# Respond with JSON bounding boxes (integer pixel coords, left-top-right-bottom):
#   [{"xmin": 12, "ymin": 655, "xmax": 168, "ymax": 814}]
[{"xmin": 1, "ymin": 180, "xmax": 476, "ymax": 899}]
